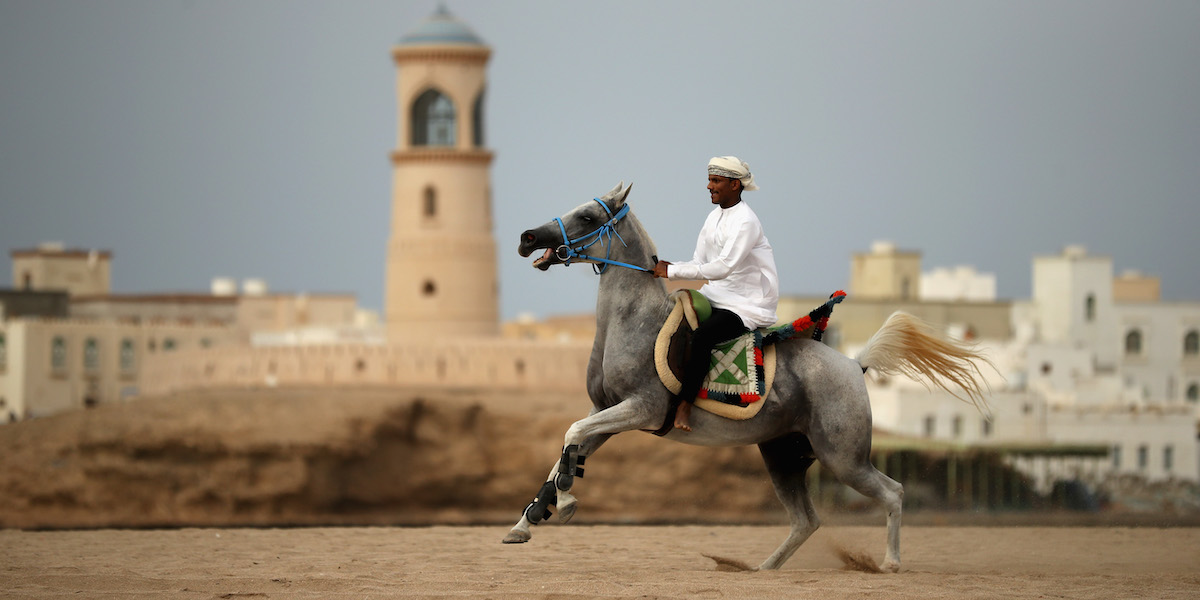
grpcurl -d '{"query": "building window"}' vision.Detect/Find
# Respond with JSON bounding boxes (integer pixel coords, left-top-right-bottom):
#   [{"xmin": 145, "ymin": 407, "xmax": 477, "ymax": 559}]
[
  {"xmin": 120, "ymin": 339, "xmax": 136, "ymax": 373},
  {"xmin": 411, "ymin": 89, "xmax": 456, "ymax": 146},
  {"xmin": 1112, "ymin": 444, "xmax": 1122, "ymax": 468},
  {"xmin": 22, "ymin": 271, "xmax": 32, "ymax": 289},
  {"xmin": 1187, "ymin": 383, "xmax": 1199, "ymax": 403},
  {"xmin": 923, "ymin": 415, "xmax": 935, "ymax": 438},
  {"xmin": 0, "ymin": 332, "xmax": 6, "ymax": 371},
  {"xmin": 1137, "ymin": 445, "xmax": 1148, "ymax": 470},
  {"xmin": 1163, "ymin": 445, "xmax": 1174, "ymax": 472},
  {"xmin": 423, "ymin": 186, "xmax": 437, "ymax": 218},
  {"xmin": 951, "ymin": 415, "xmax": 963, "ymax": 438},
  {"xmin": 83, "ymin": 338, "xmax": 99, "ymax": 372},
  {"xmin": 981, "ymin": 418, "xmax": 993, "ymax": 437},
  {"xmin": 163, "ymin": 338, "xmax": 177, "ymax": 351},
  {"xmin": 1184, "ymin": 330, "xmax": 1199, "ymax": 356},
  {"xmin": 51, "ymin": 336, "xmax": 67, "ymax": 372},
  {"xmin": 1085, "ymin": 294, "xmax": 1096, "ymax": 322},
  {"xmin": 1124, "ymin": 329, "xmax": 1142, "ymax": 355},
  {"xmin": 472, "ymin": 89, "xmax": 485, "ymax": 146},
  {"xmin": 422, "ymin": 280, "xmax": 437, "ymax": 297},
  {"xmin": 900, "ymin": 277, "xmax": 911, "ymax": 300}
]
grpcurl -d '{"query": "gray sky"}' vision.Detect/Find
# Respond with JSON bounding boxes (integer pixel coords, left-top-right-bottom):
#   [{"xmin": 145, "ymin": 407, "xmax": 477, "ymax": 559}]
[{"xmin": 2, "ymin": 1, "xmax": 1198, "ymax": 320}]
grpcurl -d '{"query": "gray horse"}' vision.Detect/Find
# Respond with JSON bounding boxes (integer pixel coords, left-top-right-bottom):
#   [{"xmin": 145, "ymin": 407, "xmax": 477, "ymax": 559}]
[{"xmin": 507, "ymin": 183, "xmax": 990, "ymax": 571}]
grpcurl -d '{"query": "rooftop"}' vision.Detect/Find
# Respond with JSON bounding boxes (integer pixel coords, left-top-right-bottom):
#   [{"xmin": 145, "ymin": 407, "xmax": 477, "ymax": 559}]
[{"xmin": 397, "ymin": 5, "xmax": 485, "ymax": 47}]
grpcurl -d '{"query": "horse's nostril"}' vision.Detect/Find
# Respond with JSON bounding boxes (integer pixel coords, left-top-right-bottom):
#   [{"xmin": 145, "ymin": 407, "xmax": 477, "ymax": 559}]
[{"xmin": 523, "ymin": 232, "xmax": 536, "ymax": 243}]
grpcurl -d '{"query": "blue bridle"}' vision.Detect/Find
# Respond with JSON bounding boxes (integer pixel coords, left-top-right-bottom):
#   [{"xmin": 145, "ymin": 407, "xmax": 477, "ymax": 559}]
[{"xmin": 553, "ymin": 198, "xmax": 651, "ymax": 274}]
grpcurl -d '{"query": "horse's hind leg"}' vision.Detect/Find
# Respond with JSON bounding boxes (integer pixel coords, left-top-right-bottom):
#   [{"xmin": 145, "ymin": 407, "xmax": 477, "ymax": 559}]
[
  {"xmin": 825, "ymin": 458, "xmax": 904, "ymax": 572},
  {"xmin": 756, "ymin": 433, "xmax": 820, "ymax": 570}
]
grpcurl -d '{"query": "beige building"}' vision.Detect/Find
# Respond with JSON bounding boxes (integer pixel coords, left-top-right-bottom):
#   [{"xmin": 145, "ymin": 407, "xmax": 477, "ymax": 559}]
[
  {"xmin": 11, "ymin": 244, "xmax": 112, "ymax": 296},
  {"xmin": 237, "ymin": 293, "xmax": 359, "ymax": 333},
  {"xmin": 503, "ymin": 313, "xmax": 598, "ymax": 343},
  {"xmin": 385, "ymin": 6, "xmax": 498, "ymax": 341},
  {"xmin": 850, "ymin": 240, "xmax": 922, "ymax": 301},
  {"xmin": 1113, "ymin": 270, "xmax": 1162, "ymax": 303},
  {"xmin": 0, "ymin": 318, "xmax": 238, "ymax": 421},
  {"xmin": 1, "ymin": 242, "xmax": 372, "ymax": 420},
  {"xmin": 71, "ymin": 294, "xmax": 239, "ymax": 325}
]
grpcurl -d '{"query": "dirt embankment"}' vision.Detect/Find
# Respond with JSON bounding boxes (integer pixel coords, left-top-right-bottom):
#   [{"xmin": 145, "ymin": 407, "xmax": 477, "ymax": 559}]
[{"xmin": 0, "ymin": 388, "xmax": 781, "ymax": 529}]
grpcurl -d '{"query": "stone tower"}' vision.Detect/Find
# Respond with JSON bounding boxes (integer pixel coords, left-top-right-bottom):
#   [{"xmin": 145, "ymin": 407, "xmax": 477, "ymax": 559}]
[{"xmin": 385, "ymin": 6, "xmax": 498, "ymax": 340}]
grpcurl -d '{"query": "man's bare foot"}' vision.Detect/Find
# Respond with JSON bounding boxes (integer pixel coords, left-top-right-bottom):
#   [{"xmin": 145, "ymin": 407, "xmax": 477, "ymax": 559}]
[{"xmin": 674, "ymin": 400, "xmax": 693, "ymax": 432}]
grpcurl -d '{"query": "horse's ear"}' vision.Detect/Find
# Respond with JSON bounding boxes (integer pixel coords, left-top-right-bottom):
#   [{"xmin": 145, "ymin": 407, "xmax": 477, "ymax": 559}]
[
  {"xmin": 614, "ymin": 182, "xmax": 632, "ymax": 207},
  {"xmin": 602, "ymin": 181, "xmax": 624, "ymax": 202}
]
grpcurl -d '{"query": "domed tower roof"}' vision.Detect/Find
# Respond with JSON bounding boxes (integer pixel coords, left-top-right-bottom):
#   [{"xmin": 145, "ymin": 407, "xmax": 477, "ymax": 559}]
[{"xmin": 398, "ymin": 5, "xmax": 485, "ymax": 47}]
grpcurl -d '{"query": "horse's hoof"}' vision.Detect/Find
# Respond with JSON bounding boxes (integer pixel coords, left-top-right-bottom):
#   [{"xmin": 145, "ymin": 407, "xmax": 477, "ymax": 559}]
[
  {"xmin": 557, "ymin": 500, "xmax": 577, "ymax": 524},
  {"xmin": 502, "ymin": 529, "xmax": 531, "ymax": 544},
  {"xmin": 881, "ymin": 559, "xmax": 900, "ymax": 573}
]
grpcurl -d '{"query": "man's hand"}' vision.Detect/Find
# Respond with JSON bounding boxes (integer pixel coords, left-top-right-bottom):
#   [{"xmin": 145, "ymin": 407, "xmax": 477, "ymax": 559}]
[{"xmin": 653, "ymin": 260, "xmax": 671, "ymax": 279}]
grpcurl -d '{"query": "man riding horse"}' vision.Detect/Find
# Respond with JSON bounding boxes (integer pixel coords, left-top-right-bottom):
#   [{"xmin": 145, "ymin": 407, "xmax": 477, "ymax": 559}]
[{"xmin": 653, "ymin": 156, "xmax": 779, "ymax": 432}]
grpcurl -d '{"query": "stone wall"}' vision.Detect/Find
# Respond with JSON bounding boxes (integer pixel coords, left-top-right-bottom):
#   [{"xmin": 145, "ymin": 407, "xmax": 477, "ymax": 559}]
[{"xmin": 140, "ymin": 339, "xmax": 594, "ymax": 397}]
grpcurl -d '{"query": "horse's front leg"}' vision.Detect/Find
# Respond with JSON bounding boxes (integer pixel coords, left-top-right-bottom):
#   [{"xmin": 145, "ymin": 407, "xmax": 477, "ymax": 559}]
[{"xmin": 502, "ymin": 400, "xmax": 660, "ymax": 544}]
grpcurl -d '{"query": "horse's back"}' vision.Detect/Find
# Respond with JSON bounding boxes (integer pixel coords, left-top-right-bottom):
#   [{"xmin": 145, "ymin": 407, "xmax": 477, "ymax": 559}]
[{"xmin": 773, "ymin": 339, "xmax": 874, "ymax": 439}]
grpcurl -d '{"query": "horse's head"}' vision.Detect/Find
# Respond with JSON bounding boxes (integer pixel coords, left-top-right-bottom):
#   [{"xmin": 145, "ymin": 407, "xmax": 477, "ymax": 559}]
[{"xmin": 518, "ymin": 182, "xmax": 634, "ymax": 271}]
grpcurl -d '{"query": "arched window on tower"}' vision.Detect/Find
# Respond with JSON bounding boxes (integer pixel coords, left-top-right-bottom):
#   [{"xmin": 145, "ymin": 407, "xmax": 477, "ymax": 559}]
[
  {"xmin": 411, "ymin": 89, "xmax": 456, "ymax": 147},
  {"xmin": 1085, "ymin": 294, "xmax": 1096, "ymax": 322},
  {"xmin": 472, "ymin": 89, "xmax": 485, "ymax": 147},
  {"xmin": 423, "ymin": 186, "xmax": 437, "ymax": 219}
]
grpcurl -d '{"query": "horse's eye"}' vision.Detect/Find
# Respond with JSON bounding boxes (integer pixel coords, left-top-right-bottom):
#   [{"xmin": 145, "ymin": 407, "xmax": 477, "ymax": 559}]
[{"xmin": 581, "ymin": 215, "xmax": 593, "ymax": 223}]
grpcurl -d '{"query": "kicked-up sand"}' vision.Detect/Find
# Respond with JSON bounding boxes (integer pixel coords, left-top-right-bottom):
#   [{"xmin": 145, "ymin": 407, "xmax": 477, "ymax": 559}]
[{"xmin": 2, "ymin": 524, "xmax": 1198, "ymax": 599}]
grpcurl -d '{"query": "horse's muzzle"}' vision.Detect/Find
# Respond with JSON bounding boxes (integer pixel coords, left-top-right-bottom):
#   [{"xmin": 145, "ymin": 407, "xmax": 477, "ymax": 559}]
[{"xmin": 517, "ymin": 229, "xmax": 540, "ymax": 257}]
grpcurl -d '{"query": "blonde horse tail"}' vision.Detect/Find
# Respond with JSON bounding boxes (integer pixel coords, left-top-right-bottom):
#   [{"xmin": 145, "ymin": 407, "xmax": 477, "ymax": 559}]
[{"xmin": 855, "ymin": 311, "xmax": 995, "ymax": 416}]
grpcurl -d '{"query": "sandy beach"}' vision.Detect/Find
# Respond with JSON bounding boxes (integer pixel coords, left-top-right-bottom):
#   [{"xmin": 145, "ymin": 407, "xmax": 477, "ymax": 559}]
[{"xmin": 3, "ymin": 524, "xmax": 1198, "ymax": 599}]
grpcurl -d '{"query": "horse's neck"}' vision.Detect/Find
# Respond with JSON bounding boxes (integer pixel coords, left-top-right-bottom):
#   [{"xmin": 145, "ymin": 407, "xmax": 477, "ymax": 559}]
[
  {"xmin": 592, "ymin": 216, "xmax": 670, "ymax": 342},
  {"xmin": 596, "ymin": 268, "xmax": 667, "ymax": 316}
]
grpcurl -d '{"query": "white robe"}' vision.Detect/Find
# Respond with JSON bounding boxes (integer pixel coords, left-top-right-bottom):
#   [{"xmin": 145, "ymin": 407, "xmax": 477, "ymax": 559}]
[{"xmin": 666, "ymin": 201, "xmax": 779, "ymax": 329}]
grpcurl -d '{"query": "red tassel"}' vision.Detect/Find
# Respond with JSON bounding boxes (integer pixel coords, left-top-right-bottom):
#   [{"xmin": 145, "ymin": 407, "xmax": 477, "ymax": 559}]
[{"xmin": 817, "ymin": 316, "xmax": 830, "ymax": 332}]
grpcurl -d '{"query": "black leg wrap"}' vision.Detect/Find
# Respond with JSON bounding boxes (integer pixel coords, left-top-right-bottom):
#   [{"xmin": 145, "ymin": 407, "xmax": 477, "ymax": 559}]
[
  {"xmin": 555, "ymin": 444, "xmax": 581, "ymax": 492},
  {"xmin": 522, "ymin": 480, "xmax": 558, "ymax": 525}
]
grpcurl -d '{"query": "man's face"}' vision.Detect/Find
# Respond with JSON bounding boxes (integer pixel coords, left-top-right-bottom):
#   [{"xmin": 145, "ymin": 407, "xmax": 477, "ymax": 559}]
[{"xmin": 707, "ymin": 175, "xmax": 741, "ymax": 207}]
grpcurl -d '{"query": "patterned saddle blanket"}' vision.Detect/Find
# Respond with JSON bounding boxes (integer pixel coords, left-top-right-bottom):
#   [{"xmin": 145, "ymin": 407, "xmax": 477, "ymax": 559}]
[{"xmin": 654, "ymin": 290, "xmax": 846, "ymax": 421}]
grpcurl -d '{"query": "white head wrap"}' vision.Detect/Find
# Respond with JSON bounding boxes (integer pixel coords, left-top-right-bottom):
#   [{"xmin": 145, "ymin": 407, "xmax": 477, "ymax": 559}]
[{"xmin": 707, "ymin": 156, "xmax": 759, "ymax": 191}]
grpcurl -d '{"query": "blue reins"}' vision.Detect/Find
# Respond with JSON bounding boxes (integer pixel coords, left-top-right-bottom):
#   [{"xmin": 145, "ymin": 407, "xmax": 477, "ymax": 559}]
[{"xmin": 553, "ymin": 198, "xmax": 651, "ymax": 274}]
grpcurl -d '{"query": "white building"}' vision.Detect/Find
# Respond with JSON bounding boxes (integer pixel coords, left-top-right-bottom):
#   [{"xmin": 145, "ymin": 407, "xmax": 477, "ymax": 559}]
[
  {"xmin": 868, "ymin": 245, "xmax": 1199, "ymax": 483},
  {"xmin": 921, "ymin": 265, "xmax": 997, "ymax": 302}
]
